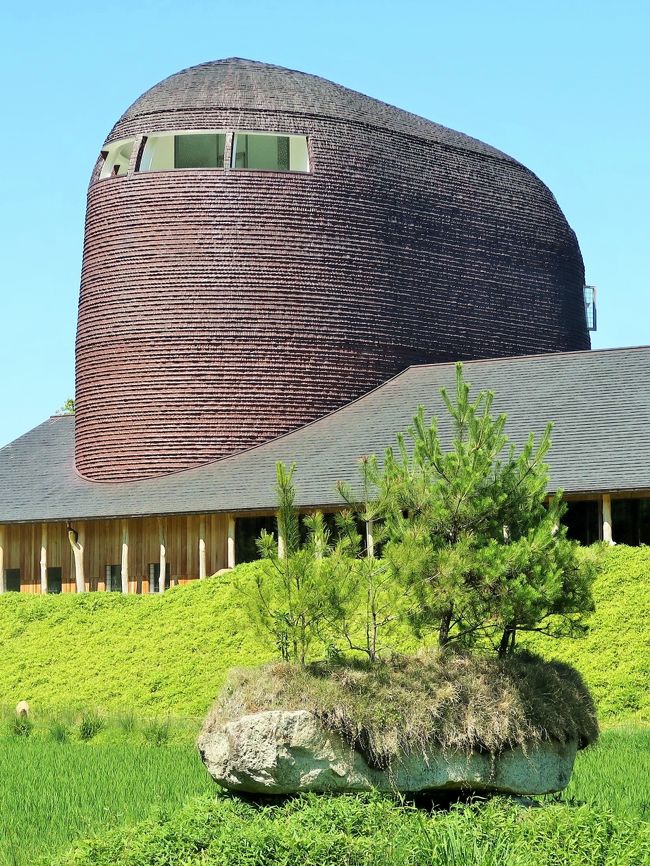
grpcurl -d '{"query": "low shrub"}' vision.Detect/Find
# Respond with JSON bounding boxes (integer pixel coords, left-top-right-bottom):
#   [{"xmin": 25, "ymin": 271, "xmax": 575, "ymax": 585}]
[
  {"xmin": 49, "ymin": 719, "xmax": 70, "ymax": 744},
  {"xmin": 143, "ymin": 718, "xmax": 171, "ymax": 746},
  {"xmin": 78, "ymin": 711, "xmax": 104, "ymax": 741},
  {"xmin": 52, "ymin": 791, "xmax": 650, "ymax": 866},
  {"xmin": 10, "ymin": 715, "xmax": 33, "ymax": 738}
]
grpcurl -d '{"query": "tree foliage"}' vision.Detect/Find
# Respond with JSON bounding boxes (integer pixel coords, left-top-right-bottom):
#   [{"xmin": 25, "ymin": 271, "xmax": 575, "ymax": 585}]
[
  {"xmin": 242, "ymin": 364, "xmax": 598, "ymax": 664},
  {"xmin": 364, "ymin": 363, "xmax": 598, "ymax": 655}
]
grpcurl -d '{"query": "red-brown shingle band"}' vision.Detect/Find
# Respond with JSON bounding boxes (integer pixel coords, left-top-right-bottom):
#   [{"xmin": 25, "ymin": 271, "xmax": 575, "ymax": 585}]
[{"xmin": 75, "ymin": 58, "xmax": 589, "ymax": 482}]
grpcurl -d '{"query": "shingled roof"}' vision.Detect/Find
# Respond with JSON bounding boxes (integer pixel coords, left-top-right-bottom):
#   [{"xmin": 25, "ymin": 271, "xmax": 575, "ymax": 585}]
[{"xmin": 0, "ymin": 347, "xmax": 648, "ymax": 524}]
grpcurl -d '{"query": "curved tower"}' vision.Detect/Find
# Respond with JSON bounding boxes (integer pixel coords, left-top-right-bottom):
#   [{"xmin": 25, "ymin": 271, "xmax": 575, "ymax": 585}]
[{"xmin": 75, "ymin": 58, "xmax": 589, "ymax": 482}]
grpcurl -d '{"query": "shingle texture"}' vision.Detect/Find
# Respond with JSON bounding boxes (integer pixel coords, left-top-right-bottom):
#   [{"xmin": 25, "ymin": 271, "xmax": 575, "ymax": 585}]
[
  {"xmin": 76, "ymin": 58, "xmax": 589, "ymax": 482},
  {"xmin": 4, "ymin": 348, "xmax": 648, "ymax": 524}
]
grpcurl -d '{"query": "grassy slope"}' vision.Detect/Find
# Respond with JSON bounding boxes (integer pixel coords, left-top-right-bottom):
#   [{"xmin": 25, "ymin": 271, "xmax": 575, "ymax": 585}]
[
  {"xmin": 0, "ymin": 561, "xmax": 273, "ymax": 718},
  {"xmin": 0, "ymin": 548, "xmax": 648, "ymax": 721},
  {"xmin": 524, "ymin": 546, "xmax": 650, "ymax": 721}
]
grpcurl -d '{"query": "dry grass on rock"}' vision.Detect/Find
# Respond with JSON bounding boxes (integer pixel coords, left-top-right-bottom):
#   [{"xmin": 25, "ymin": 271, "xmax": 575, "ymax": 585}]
[{"xmin": 204, "ymin": 651, "xmax": 598, "ymax": 769}]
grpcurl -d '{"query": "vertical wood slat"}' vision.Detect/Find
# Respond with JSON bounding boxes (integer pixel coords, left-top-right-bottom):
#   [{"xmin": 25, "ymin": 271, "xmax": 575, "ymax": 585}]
[
  {"xmin": 158, "ymin": 517, "xmax": 167, "ymax": 594},
  {"xmin": 40, "ymin": 524, "xmax": 48, "ymax": 594},
  {"xmin": 121, "ymin": 519, "xmax": 129, "ymax": 593},
  {"xmin": 602, "ymin": 493, "xmax": 613, "ymax": 544},
  {"xmin": 199, "ymin": 516, "xmax": 207, "ymax": 579},
  {"xmin": 227, "ymin": 515, "xmax": 236, "ymax": 569}
]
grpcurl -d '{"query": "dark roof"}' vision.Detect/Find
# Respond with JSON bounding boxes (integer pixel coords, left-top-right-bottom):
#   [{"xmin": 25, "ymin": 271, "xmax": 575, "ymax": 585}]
[
  {"xmin": 1, "ymin": 347, "xmax": 648, "ymax": 523},
  {"xmin": 109, "ymin": 58, "xmax": 508, "ymax": 159}
]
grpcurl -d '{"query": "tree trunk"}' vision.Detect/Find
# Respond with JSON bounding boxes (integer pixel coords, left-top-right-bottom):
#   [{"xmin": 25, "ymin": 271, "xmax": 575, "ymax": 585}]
[
  {"xmin": 438, "ymin": 606, "xmax": 453, "ymax": 645},
  {"xmin": 498, "ymin": 624, "xmax": 516, "ymax": 657}
]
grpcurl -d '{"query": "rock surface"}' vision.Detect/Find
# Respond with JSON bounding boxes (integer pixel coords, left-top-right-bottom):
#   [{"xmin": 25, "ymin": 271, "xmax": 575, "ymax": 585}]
[{"xmin": 198, "ymin": 709, "xmax": 577, "ymax": 796}]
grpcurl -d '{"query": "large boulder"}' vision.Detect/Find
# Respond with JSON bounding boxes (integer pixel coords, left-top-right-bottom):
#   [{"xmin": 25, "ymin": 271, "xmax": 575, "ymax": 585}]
[{"xmin": 198, "ymin": 709, "xmax": 577, "ymax": 796}]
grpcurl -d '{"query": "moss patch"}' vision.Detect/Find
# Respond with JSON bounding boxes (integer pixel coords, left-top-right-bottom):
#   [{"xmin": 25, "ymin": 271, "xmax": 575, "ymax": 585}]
[{"xmin": 205, "ymin": 651, "xmax": 598, "ymax": 767}]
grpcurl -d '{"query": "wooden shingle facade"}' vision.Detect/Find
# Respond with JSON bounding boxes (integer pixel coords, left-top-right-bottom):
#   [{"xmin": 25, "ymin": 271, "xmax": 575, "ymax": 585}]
[{"xmin": 75, "ymin": 58, "xmax": 589, "ymax": 482}]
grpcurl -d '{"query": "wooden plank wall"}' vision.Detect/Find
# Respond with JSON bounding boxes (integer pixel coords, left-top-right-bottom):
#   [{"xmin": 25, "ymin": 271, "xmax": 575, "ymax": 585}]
[{"xmin": 1, "ymin": 514, "xmax": 229, "ymax": 594}]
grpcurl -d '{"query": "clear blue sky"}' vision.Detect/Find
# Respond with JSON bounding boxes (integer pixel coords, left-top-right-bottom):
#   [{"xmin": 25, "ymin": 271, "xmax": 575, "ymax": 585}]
[{"xmin": 1, "ymin": 0, "xmax": 648, "ymax": 447}]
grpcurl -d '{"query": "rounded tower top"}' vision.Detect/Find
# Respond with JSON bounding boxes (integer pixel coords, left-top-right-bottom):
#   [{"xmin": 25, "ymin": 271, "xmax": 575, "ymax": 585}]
[
  {"xmin": 107, "ymin": 57, "xmax": 507, "ymax": 158},
  {"xmin": 75, "ymin": 59, "xmax": 589, "ymax": 482}
]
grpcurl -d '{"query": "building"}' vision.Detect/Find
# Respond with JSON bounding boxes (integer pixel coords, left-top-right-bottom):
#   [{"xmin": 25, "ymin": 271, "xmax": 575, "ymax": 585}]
[{"xmin": 0, "ymin": 59, "xmax": 647, "ymax": 595}]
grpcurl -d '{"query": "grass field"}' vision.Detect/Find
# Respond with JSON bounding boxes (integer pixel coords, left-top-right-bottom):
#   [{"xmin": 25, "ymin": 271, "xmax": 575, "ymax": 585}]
[
  {"xmin": 0, "ymin": 547, "xmax": 648, "ymax": 722},
  {"xmin": 0, "ymin": 726, "xmax": 647, "ymax": 865},
  {"xmin": 0, "ymin": 547, "xmax": 647, "ymax": 864}
]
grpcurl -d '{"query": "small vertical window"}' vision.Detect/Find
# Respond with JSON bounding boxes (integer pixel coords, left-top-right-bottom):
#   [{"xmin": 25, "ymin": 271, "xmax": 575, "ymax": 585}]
[
  {"xmin": 5, "ymin": 568, "xmax": 20, "ymax": 592},
  {"xmin": 105, "ymin": 564, "xmax": 122, "ymax": 592},
  {"xmin": 47, "ymin": 567, "xmax": 62, "ymax": 594},
  {"xmin": 148, "ymin": 563, "xmax": 171, "ymax": 593},
  {"xmin": 232, "ymin": 133, "xmax": 309, "ymax": 172}
]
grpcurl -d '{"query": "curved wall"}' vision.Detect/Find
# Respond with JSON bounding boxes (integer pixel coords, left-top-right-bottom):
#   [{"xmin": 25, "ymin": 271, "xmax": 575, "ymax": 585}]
[{"xmin": 75, "ymin": 59, "xmax": 589, "ymax": 481}]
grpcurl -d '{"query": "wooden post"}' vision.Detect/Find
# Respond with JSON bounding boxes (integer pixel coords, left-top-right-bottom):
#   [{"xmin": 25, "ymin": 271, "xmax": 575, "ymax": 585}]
[
  {"xmin": 366, "ymin": 519, "xmax": 375, "ymax": 558},
  {"xmin": 278, "ymin": 524, "xmax": 286, "ymax": 559},
  {"xmin": 40, "ymin": 524, "xmax": 48, "ymax": 594},
  {"xmin": 0, "ymin": 525, "xmax": 5, "ymax": 594},
  {"xmin": 199, "ymin": 516, "xmax": 207, "ymax": 579},
  {"xmin": 602, "ymin": 493, "xmax": 613, "ymax": 545},
  {"xmin": 227, "ymin": 516, "xmax": 236, "ymax": 569},
  {"xmin": 120, "ymin": 520, "xmax": 129, "ymax": 593},
  {"xmin": 158, "ymin": 518, "xmax": 166, "ymax": 594},
  {"xmin": 67, "ymin": 522, "xmax": 86, "ymax": 593}
]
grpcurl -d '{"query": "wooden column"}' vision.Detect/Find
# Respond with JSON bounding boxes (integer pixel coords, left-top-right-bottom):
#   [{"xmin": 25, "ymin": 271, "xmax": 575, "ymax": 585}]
[
  {"xmin": 278, "ymin": 524, "xmax": 286, "ymax": 559},
  {"xmin": 40, "ymin": 524, "xmax": 48, "ymax": 594},
  {"xmin": 366, "ymin": 519, "xmax": 375, "ymax": 558},
  {"xmin": 602, "ymin": 493, "xmax": 613, "ymax": 545},
  {"xmin": 158, "ymin": 518, "xmax": 166, "ymax": 594},
  {"xmin": 199, "ymin": 516, "xmax": 207, "ymax": 579},
  {"xmin": 120, "ymin": 520, "xmax": 129, "ymax": 593},
  {"xmin": 67, "ymin": 522, "xmax": 86, "ymax": 593},
  {"xmin": 0, "ymin": 525, "xmax": 5, "ymax": 594},
  {"xmin": 227, "ymin": 516, "xmax": 236, "ymax": 569}
]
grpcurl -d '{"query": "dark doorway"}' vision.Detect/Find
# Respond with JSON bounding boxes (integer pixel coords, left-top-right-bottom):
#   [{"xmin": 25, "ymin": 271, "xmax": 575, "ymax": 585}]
[
  {"xmin": 563, "ymin": 500, "xmax": 600, "ymax": 545},
  {"xmin": 47, "ymin": 567, "xmax": 62, "ymax": 594},
  {"xmin": 235, "ymin": 516, "xmax": 276, "ymax": 564},
  {"xmin": 5, "ymin": 568, "xmax": 20, "ymax": 592},
  {"xmin": 612, "ymin": 499, "xmax": 650, "ymax": 546}
]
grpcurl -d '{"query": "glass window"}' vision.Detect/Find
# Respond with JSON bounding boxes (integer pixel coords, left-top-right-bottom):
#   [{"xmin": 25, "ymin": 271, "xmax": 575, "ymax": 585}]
[
  {"xmin": 563, "ymin": 500, "xmax": 600, "ymax": 545},
  {"xmin": 174, "ymin": 134, "xmax": 225, "ymax": 168},
  {"xmin": 105, "ymin": 564, "xmax": 122, "ymax": 592},
  {"xmin": 138, "ymin": 133, "xmax": 226, "ymax": 172},
  {"xmin": 235, "ymin": 516, "xmax": 276, "ymax": 564},
  {"xmin": 612, "ymin": 498, "xmax": 650, "ymax": 546},
  {"xmin": 148, "ymin": 563, "xmax": 171, "ymax": 593},
  {"xmin": 47, "ymin": 567, "xmax": 62, "ymax": 594},
  {"xmin": 5, "ymin": 568, "xmax": 20, "ymax": 592},
  {"xmin": 232, "ymin": 133, "xmax": 309, "ymax": 172},
  {"xmin": 99, "ymin": 139, "xmax": 134, "ymax": 179}
]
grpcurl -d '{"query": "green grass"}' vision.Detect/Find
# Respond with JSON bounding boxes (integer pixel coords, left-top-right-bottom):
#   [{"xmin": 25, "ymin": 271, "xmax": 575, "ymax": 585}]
[
  {"xmin": 49, "ymin": 731, "xmax": 650, "ymax": 866},
  {"xmin": 0, "ymin": 726, "xmax": 647, "ymax": 866},
  {"xmin": 0, "ymin": 740, "xmax": 214, "ymax": 866},
  {"xmin": 0, "ymin": 547, "xmax": 647, "ymax": 723},
  {"xmin": 557, "ymin": 726, "xmax": 650, "ymax": 819}
]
